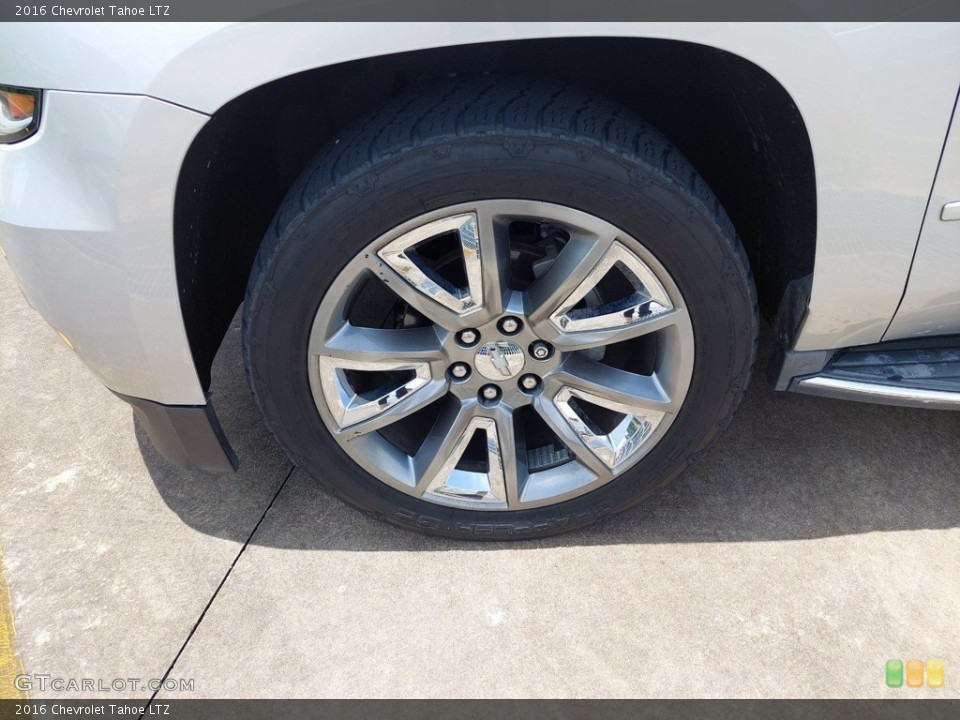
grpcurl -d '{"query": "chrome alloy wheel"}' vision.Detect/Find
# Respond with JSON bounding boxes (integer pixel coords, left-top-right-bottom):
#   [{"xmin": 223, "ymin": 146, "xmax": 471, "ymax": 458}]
[{"xmin": 307, "ymin": 200, "xmax": 695, "ymax": 511}]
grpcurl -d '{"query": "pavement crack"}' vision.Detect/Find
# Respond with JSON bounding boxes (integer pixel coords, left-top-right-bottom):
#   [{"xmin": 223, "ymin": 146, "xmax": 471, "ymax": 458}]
[{"xmin": 142, "ymin": 464, "xmax": 296, "ymax": 712}]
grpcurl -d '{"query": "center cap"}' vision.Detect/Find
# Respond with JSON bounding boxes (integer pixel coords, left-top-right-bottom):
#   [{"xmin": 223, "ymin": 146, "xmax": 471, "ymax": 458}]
[{"xmin": 474, "ymin": 340, "xmax": 525, "ymax": 380}]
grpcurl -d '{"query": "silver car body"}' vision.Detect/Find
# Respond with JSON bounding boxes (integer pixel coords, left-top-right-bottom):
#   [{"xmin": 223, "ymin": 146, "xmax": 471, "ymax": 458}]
[{"xmin": 1, "ymin": 22, "xmax": 958, "ymax": 409}]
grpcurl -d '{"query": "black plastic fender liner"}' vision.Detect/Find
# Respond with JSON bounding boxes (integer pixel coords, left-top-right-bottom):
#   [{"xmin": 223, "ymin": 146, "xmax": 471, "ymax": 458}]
[
  {"xmin": 112, "ymin": 391, "xmax": 238, "ymax": 472},
  {"xmin": 768, "ymin": 274, "xmax": 831, "ymax": 391}
]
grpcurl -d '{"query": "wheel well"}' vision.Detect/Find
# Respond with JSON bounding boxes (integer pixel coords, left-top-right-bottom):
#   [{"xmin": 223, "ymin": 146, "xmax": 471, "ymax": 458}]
[{"xmin": 174, "ymin": 36, "xmax": 815, "ymax": 391}]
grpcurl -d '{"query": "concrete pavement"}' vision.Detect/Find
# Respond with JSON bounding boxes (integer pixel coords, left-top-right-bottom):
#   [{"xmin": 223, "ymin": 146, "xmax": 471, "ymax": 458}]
[{"xmin": 1, "ymin": 258, "xmax": 957, "ymax": 699}]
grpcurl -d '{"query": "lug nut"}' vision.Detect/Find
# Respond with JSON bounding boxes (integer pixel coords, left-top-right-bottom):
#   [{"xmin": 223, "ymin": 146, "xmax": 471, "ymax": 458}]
[
  {"xmin": 480, "ymin": 385, "xmax": 500, "ymax": 402},
  {"xmin": 498, "ymin": 317, "xmax": 522, "ymax": 335},
  {"xmin": 449, "ymin": 363, "xmax": 470, "ymax": 379},
  {"xmin": 530, "ymin": 341, "xmax": 553, "ymax": 360},
  {"xmin": 457, "ymin": 328, "xmax": 480, "ymax": 347},
  {"xmin": 519, "ymin": 374, "xmax": 540, "ymax": 392}
]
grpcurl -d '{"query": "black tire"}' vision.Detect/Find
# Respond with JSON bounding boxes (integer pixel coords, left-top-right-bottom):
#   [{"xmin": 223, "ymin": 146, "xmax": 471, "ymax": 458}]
[{"xmin": 242, "ymin": 77, "xmax": 758, "ymax": 540}]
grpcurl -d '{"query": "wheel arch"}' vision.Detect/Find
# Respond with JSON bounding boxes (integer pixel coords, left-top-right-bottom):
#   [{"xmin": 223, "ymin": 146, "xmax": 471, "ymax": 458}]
[{"xmin": 173, "ymin": 36, "xmax": 816, "ymax": 391}]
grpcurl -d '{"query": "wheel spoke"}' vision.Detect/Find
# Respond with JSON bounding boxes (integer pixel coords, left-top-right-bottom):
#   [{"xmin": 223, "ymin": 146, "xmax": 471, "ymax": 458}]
[
  {"xmin": 459, "ymin": 213, "xmax": 485, "ymax": 313},
  {"xmin": 550, "ymin": 354, "xmax": 679, "ymax": 414},
  {"xmin": 529, "ymin": 239, "xmax": 684, "ymax": 349},
  {"xmin": 312, "ymin": 323, "xmax": 445, "ymax": 361},
  {"xmin": 524, "ymin": 233, "xmax": 615, "ymax": 324},
  {"xmin": 413, "ymin": 400, "xmax": 510, "ymax": 508},
  {"xmin": 413, "ymin": 399, "xmax": 475, "ymax": 488},
  {"xmin": 313, "ymin": 324, "xmax": 446, "ymax": 432},
  {"xmin": 315, "ymin": 356, "xmax": 446, "ymax": 433},
  {"xmin": 537, "ymin": 379, "xmax": 667, "ymax": 471},
  {"xmin": 546, "ymin": 306, "xmax": 689, "ymax": 352},
  {"xmin": 475, "ymin": 204, "xmax": 511, "ymax": 317},
  {"xmin": 374, "ymin": 213, "xmax": 485, "ymax": 327},
  {"xmin": 491, "ymin": 406, "xmax": 524, "ymax": 508},
  {"xmin": 336, "ymin": 378, "xmax": 449, "ymax": 437},
  {"xmin": 532, "ymin": 394, "xmax": 613, "ymax": 480}
]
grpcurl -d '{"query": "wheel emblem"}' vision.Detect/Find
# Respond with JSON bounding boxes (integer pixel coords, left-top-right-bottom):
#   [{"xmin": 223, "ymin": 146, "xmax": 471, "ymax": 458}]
[{"xmin": 475, "ymin": 341, "xmax": 524, "ymax": 380}]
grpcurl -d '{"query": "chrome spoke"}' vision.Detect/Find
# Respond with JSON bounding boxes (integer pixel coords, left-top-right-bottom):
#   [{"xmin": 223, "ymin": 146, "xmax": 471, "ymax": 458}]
[
  {"xmin": 544, "ymin": 383, "xmax": 667, "ymax": 471},
  {"xmin": 315, "ymin": 355, "xmax": 444, "ymax": 433},
  {"xmin": 312, "ymin": 323, "xmax": 445, "ymax": 362},
  {"xmin": 413, "ymin": 400, "xmax": 509, "ymax": 508},
  {"xmin": 547, "ymin": 307, "xmax": 689, "ymax": 352},
  {"xmin": 459, "ymin": 213, "xmax": 485, "ymax": 312},
  {"xmin": 368, "ymin": 258, "xmax": 468, "ymax": 331},
  {"xmin": 475, "ymin": 204, "xmax": 511, "ymax": 317},
  {"xmin": 550, "ymin": 354, "xmax": 679, "ymax": 414},
  {"xmin": 552, "ymin": 240, "xmax": 673, "ymax": 322},
  {"xmin": 376, "ymin": 213, "xmax": 484, "ymax": 320},
  {"xmin": 337, "ymin": 379, "xmax": 449, "ymax": 438},
  {"xmin": 525, "ymin": 233, "xmax": 616, "ymax": 325},
  {"xmin": 491, "ymin": 406, "xmax": 524, "ymax": 508},
  {"xmin": 529, "ymin": 239, "xmax": 685, "ymax": 349},
  {"xmin": 413, "ymin": 398, "xmax": 474, "ymax": 488},
  {"xmin": 313, "ymin": 324, "xmax": 446, "ymax": 432},
  {"xmin": 532, "ymin": 393, "xmax": 613, "ymax": 480}
]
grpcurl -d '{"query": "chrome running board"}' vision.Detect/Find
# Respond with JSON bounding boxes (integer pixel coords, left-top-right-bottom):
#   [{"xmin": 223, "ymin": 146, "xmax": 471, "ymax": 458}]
[
  {"xmin": 789, "ymin": 335, "xmax": 960, "ymax": 411},
  {"xmin": 793, "ymin": 376, "xmax": 960, "ymax": 410}
]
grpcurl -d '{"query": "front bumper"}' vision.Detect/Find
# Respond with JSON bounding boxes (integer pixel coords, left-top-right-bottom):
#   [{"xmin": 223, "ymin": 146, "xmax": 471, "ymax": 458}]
[
  {"xmin": 0, "ymin": 90, "xmax": 208, "ymax": 405},
  {"xmin": 0, "ymin": 90, "xmax": 238, "ymax": 470}
]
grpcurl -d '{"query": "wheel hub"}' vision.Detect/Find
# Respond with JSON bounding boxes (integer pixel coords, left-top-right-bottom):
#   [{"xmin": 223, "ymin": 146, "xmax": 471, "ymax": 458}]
[{"xmin": 474, "ymin": 340, "xmax": 525, "ymax": 380}]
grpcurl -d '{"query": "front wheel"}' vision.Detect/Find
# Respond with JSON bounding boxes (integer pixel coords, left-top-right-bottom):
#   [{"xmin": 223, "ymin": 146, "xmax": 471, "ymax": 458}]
[{"xmin": 242, "ymin": 78, "xmax": 757, "ymax": 539}]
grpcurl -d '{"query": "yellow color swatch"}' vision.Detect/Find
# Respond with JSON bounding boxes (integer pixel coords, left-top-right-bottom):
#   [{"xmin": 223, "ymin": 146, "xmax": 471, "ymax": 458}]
[{"xmin": 926, "ymin": 660, "xmax": 944, "ymax": 688}]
